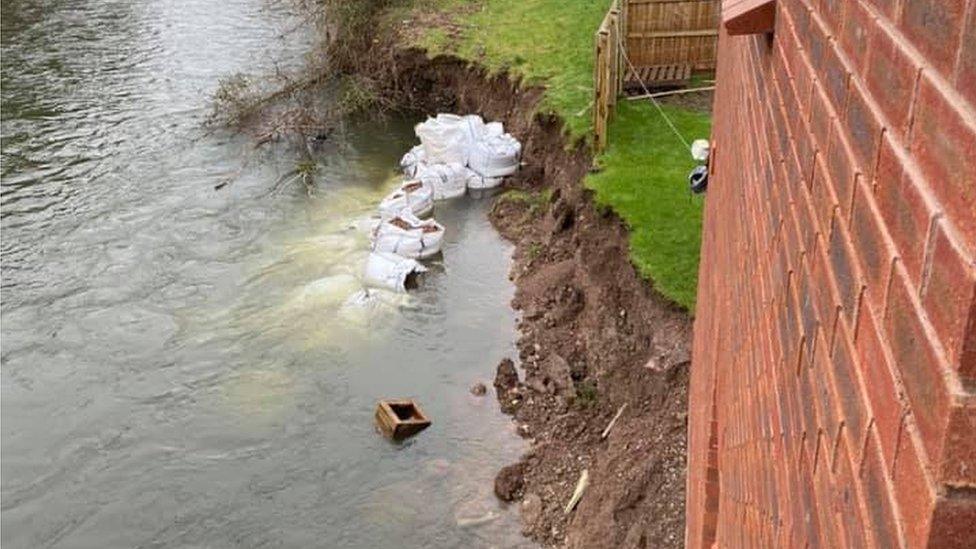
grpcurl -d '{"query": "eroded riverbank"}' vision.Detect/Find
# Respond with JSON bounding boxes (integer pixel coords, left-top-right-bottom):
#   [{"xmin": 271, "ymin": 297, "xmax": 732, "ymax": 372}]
[{"xmin": 369, "ymin": 48, "xmax": 695, "ymax": 548}]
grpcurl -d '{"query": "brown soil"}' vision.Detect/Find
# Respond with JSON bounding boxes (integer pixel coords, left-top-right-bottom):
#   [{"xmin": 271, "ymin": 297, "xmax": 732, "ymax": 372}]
[{"xmin": 376, "ymin": 49, "xmax": 694, "ymax": 548}]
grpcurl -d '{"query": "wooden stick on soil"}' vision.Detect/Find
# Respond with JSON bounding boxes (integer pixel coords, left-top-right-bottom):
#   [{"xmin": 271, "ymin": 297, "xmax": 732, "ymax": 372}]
[
  {"xmin": 564, "ymin": 469, "xmax": 589, "ymax": 515},
  {"xmin": 601, "ymin": 403, "xmax": 628, "ymax": 440}
]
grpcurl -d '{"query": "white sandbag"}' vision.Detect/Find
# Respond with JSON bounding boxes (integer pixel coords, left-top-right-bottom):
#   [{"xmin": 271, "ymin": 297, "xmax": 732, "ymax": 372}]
[
  {"xmin": 400, "ymin": 145, "xmax": 427, "ymax": 177},
  {"xmin": 371, "ymin": 209, "xmax": 445, "ymax": 259},
  {"xmin": 463, "ymin": 114, "xmax": 487, "ymax": 142},
  {"xmin": 378, "ymin": 179, "xmax": 434, "ymax": 219},
  {"xmin": 416, "ymin": 162, "xmax": 468, "ymax": 200},
  {"xmin": 467, "ymin": 133, "xmax": 521, "ymax": 178},
  {"xmin": 484, "ymin": 121, "xmax": 504, "ymax": 138},
  {"xmin": 415, "ymin": 114, "xmax": 471, "ymax": 165},
  {"xmin": 363, "ymin": 251, "xmax": 427, "ymax": 293},
  {"xmin": 464, "ymin": 167, "xmax": 504, "ymax": 190}
]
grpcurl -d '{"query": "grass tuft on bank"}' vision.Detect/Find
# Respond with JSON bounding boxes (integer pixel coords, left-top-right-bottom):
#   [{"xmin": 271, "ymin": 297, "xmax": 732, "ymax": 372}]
[
  {"xmin": 391, "ymin": 0, "xmax": 711, "ymax": 310},
  {"xmin": 586, "ymin": 102, "xmax": 711, "ymax": 310}
]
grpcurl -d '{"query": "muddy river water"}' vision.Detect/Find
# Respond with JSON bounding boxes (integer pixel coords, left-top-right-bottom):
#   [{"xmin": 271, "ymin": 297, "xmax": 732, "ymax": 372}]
[{"xmin": 1, "ymin": 1, "xmax": 530, "ymax": 547}]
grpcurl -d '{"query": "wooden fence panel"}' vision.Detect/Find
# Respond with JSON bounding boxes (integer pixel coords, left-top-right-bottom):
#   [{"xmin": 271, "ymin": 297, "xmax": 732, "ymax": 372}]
[
  {"xmin": 593, "ymin": 1, "xmax": 623, "ymax": 152},
  {"xmin": 625, "ymin": 0, "xmax": 719, "ymax": 69}
]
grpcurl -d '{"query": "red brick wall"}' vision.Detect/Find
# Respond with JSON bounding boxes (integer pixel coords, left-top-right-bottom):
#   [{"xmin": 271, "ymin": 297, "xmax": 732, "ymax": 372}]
[{"xmin": 686, "ymin": 0, "xmax": 976, "ymax": 547}]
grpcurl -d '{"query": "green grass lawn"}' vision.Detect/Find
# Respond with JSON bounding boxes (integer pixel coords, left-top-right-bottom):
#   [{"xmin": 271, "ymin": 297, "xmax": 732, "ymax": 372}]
[
  {"xmin": 393, "ymin": 0, "xmax": 711, "ymax": 310},
  {"xmin": 586, "ymin": 101, "xmax": 711, "ymax": 309}
]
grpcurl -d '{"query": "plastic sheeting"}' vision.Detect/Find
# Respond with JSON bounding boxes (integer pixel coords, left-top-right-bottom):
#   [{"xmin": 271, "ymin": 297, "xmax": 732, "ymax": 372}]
[
  {"xmin": 371, "ymin": 209, "xmax": 445, "ymax": 259},
  {"xmin": 378, "ymin": 180, "xmax": 434, "ymax": 219},
  {"xmin": 363, "ymin": 251, "xmax": 428, "ymax": 293},
  {"xmin": 416, "ymin": 162, "xmax": 468, "ymax": 200}
]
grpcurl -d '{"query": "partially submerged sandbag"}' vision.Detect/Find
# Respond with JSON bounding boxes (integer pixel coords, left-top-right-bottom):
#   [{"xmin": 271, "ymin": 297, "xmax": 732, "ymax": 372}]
[
  {"xmin": 378, "ymin": 179, "xmax": 434, "ymax": 219},
  {"xmin": 400, "ymin": 145, "xmax": 426, "ymax": 178},
  {"xmin": 371, "ymin": 209, "xmax": 446, "ymax": 259},
  {"xmin": 415, "ymin": 114, "xmax": 472, "ymax": 165},
  {"xmin": 416, "ymin": 162, "xmax": 467, "ymax": 200},
  {"xmin": 467, "ymin": 133, "xmax": 521, "ymax": 178},
  {"xmin": 363, "ymin": 251, "xmax": 428, "ymax": 293},
  {"xmin": 464, "ymin": 168, "xmax": 503, "ymax": 190}
]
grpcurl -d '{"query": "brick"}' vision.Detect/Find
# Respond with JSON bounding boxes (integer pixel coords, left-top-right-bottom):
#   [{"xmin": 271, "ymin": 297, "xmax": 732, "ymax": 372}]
[
  {"xmin": 874, "ymin": 134, "xmax": 937, "ymax": 286},
  {"xmin": 862, "ymin": 0, "xmax": 898, "ymax": 20},
  {"xmin": 817, "ymin": 0, "xmax": 846, "ymax": 35},
  {"xmin": 921, "ymin": 221, "xmax": 976, "ymax": 377},
  {"xmin": 825, "ymin": 122, "xmax": 858, "ymax": 218},
  {"xmin": 827, "ymin": 213, "xmax": 865, "ymax": 322},
  {"xmin": 798, "ymin": 260, "xmax": 820, "ymax": 360},
  {"xmin": 850, "ymin": 179, "xmax": 896, "ymax": 316},
  {"xmin": 813, "ymin": 337, "xmax": 842, "ymax": 448},
  {"xmin": 822, "ymin": 39, "xmax": 851, "ymax": 114},
  {"xmin": 926, "ymin": 494, "xmax": 976, "ymax": 549},
  {"xmin": 909, "ymin": 73, "xmax": 976, "ymax": 250},
  {"xmin": 832, "ymin": 436, "xmax": 871, "ymax": 548},
  {"xmin": 884, "ymin": 267, "xmax": 953, "ymax": 465},
  {"xmin": 860, "ymin": 432, "xmax": 904, "ymax": 548},
  {"xmin": 810, "ymin": 154, "xmax": 839, "ymax": 238},
  {"xmin": 810, "ymin": 244, "xmax": 841, "ymax": 348},
  {"xmin": 865, "ymin": 20, "xmax": 921, "ymax": 138},
  {"xmin": 813, "ymin": 448, "xmax": 842, "ymax": 547},
  {"xmin": 957, "ymin": 5, "xmax": 976, "ymax": 109},
  {"xmin": 838, "ymin": 0, "xmax": 873, "ymax": 75},
  {"xmin": 854, "ymin": 302, "xmax": 905, "ymax": 470},
  {"xmin": 892, "ymin": 418, "xmax": 937, "ymax": 548},
  {"xmin": 809, "ymin": 83, "xmax": 834, "ymax": 151},
  {"xmin": 940, "ymin": 403, "xmax": 976, "ymax": 486},
  {"xmin": 844, "ymin": 78, "xmax": 884, "ymax": 181},
  {"xmin": 830, "ymin": 321, "xmax": 870, "ymax": 460},
  {"xmin": 802, "ymin": 11, "xmax": 830, "ymax": 72},
  {"xmin": 899, "ymin": 0, "xmax": 968, "ymax": 79},
  {"xmin": 799, "ymin": 354, "xmax": 820, "ymax": 435}
]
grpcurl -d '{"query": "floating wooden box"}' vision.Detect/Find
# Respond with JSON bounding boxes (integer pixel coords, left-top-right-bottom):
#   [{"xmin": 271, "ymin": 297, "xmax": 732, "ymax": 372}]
[{"xmin": 374, "ymin": 399, "xmax": 431, "ymax": 441}]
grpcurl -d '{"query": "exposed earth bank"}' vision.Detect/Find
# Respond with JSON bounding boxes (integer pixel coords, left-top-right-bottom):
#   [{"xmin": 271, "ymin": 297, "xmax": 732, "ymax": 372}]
[{"xmin": 377, "ymin": 49, "xmax": 695, "ymax": 548}]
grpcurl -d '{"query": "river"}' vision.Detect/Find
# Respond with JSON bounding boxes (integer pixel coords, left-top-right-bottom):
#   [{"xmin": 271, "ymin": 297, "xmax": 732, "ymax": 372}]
[{"xmin": 0, "ymin": 1, "xmax": 530, "ymax": 547}]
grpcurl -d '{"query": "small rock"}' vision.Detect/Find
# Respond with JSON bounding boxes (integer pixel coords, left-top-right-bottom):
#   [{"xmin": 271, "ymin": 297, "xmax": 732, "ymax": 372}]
[
  {"xmin": 494, "ymin": 358, "xmax": 519, "ymax": 393},
  {"xmin": 520, "ymin": 493, "xmax": 543, "ymax": 532},
  {"xmin": 470, "ymin": 382, "xmax": 487, "ymax": 396},
  {"xmin": 494, "ymin": 462, "xmax": 525, "ymax": 502}
]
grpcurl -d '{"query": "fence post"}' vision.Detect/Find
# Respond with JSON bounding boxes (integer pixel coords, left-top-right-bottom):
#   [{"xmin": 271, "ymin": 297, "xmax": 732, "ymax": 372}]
[{"xmin": 617, "ymin": 0, "xmax": 627, "ymax": 97}]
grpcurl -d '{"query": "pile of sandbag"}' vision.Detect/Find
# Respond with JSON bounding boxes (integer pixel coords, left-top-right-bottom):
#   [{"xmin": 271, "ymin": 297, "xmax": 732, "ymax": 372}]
[
  {"xmin": 362, "ymin": 113, "xmax": 521, "ymax": 293},
  {"xmin": 401, "ymin": 113, "xmax": 521, "ymax": 194}
]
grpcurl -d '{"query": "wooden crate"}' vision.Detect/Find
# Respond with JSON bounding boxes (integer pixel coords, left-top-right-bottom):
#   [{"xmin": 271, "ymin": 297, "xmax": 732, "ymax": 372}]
[{"xmin": 374, "ymin": 399, "xmax": 431, "ymax": 441}]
